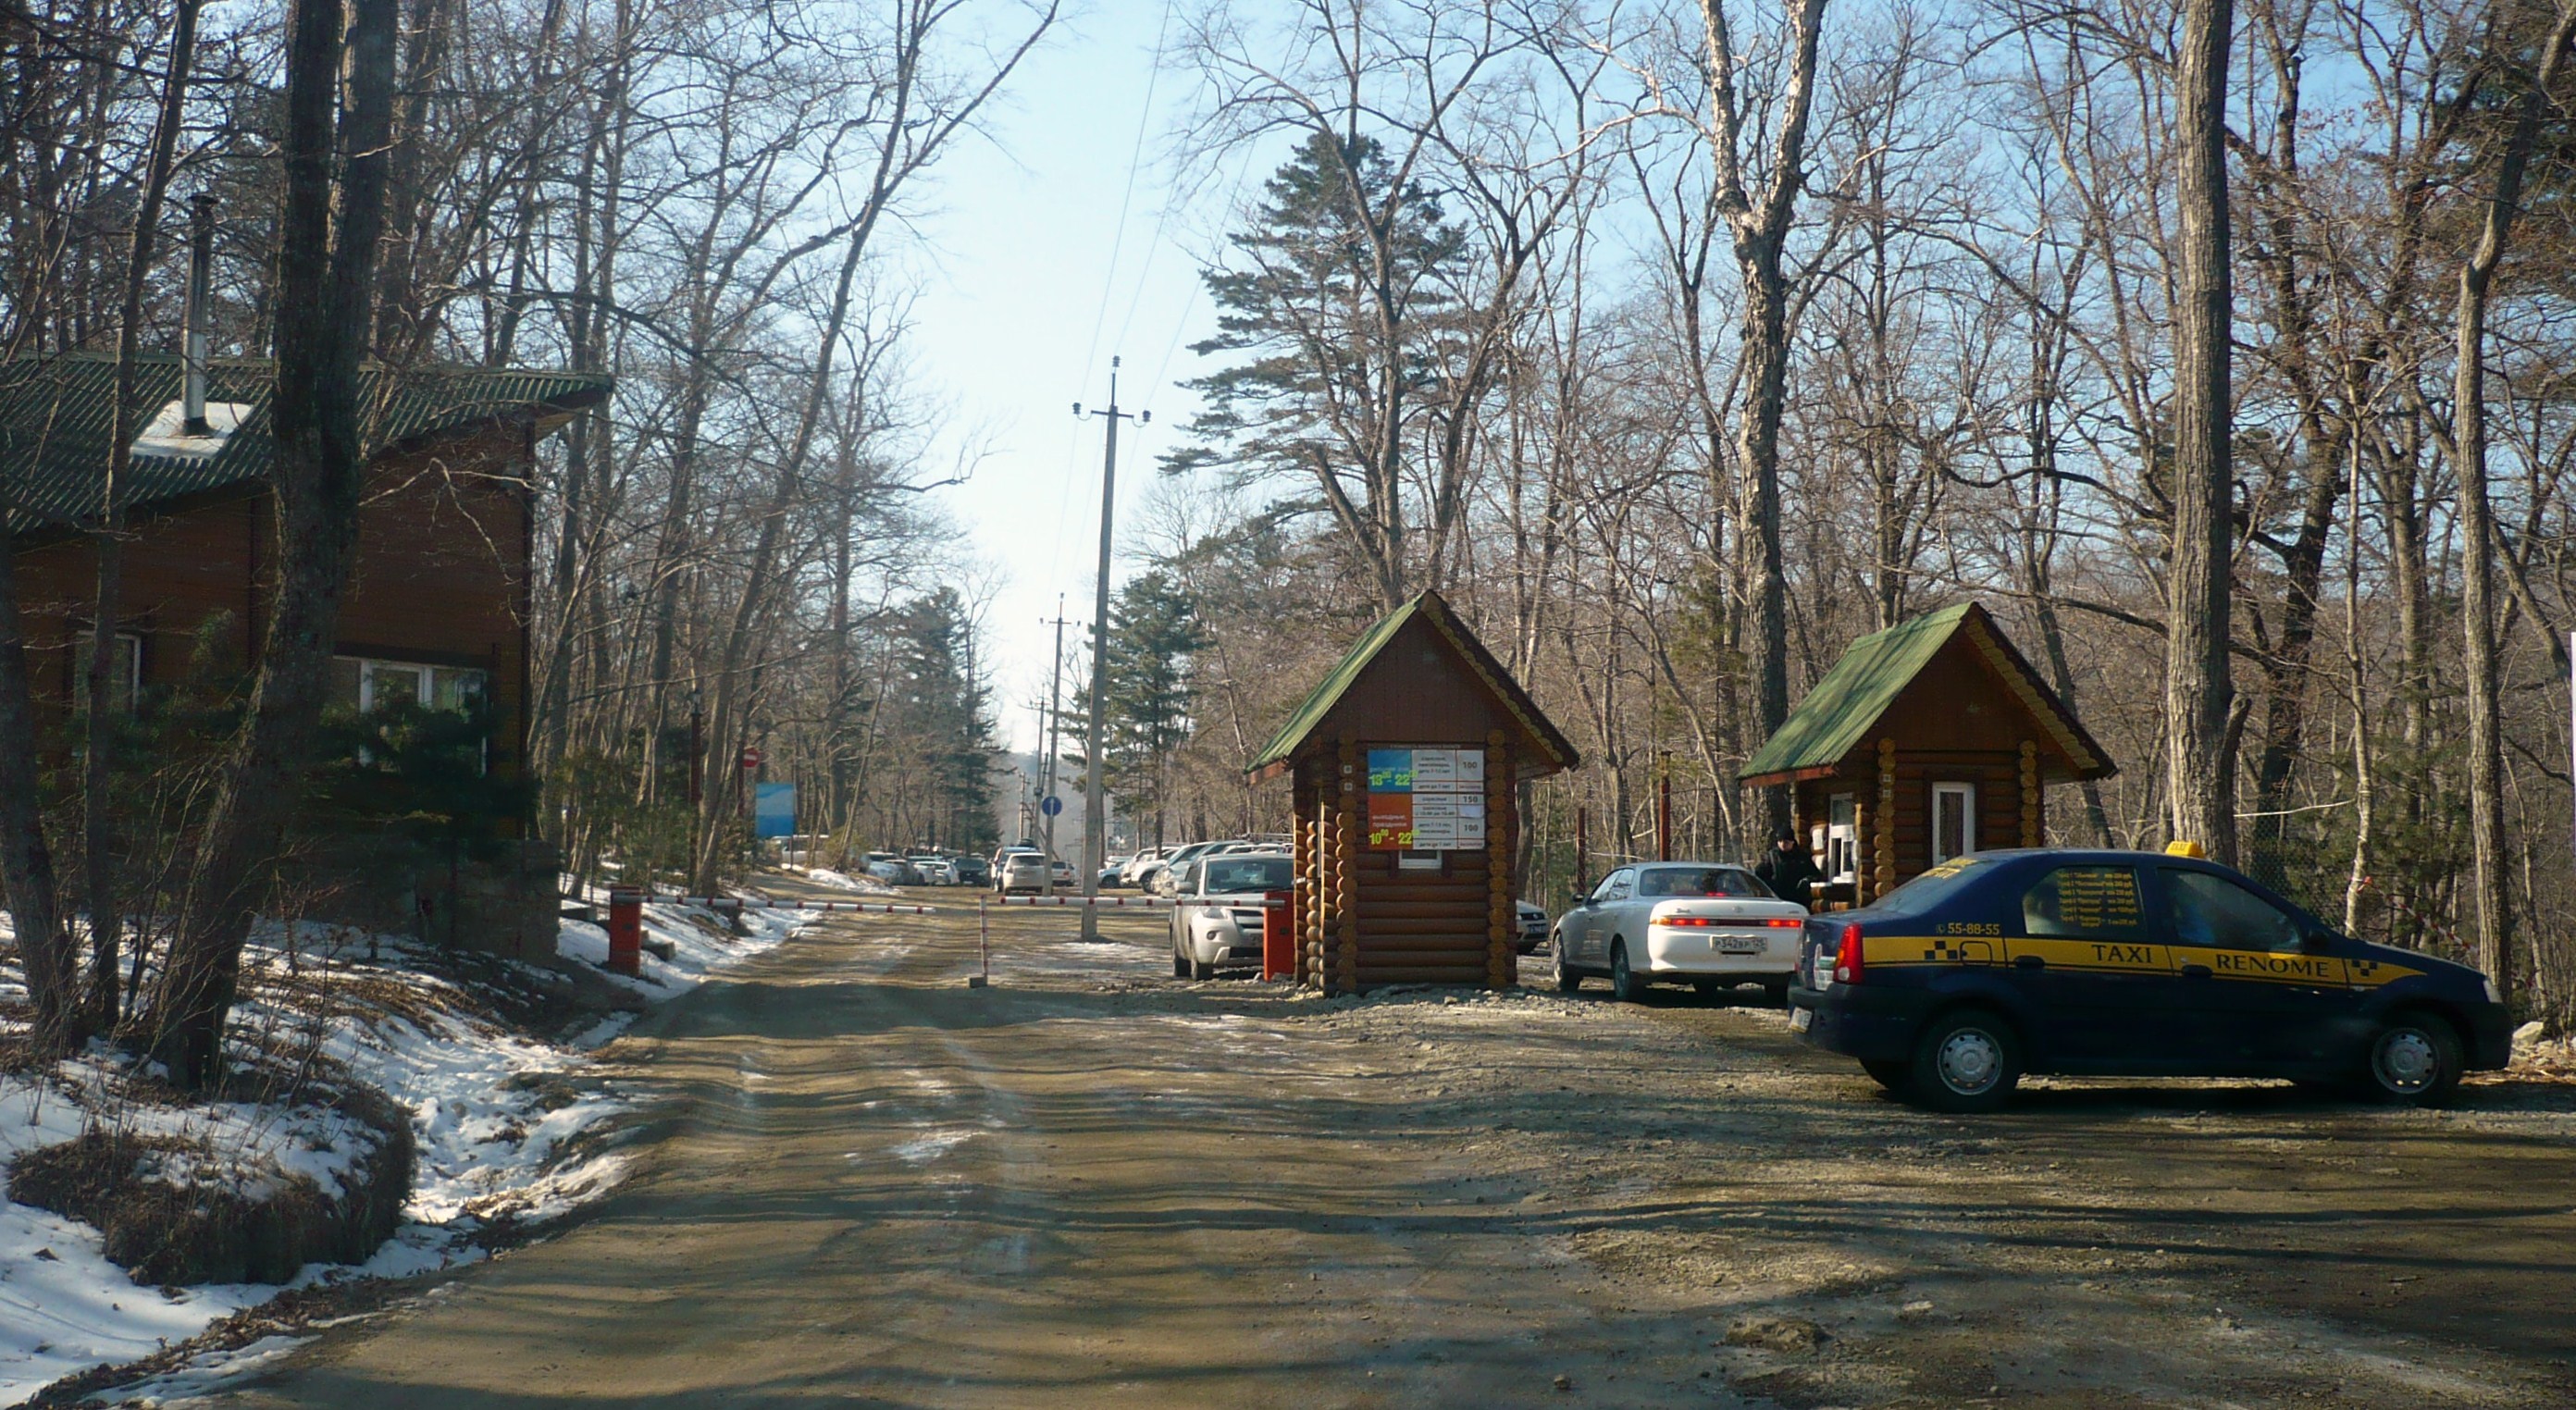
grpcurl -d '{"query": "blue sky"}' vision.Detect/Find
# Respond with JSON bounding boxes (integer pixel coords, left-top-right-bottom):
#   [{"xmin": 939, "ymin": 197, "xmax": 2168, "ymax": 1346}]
[{"xmin": 903, "ymin": 0, "xmax": 1226, "ymax": 752}]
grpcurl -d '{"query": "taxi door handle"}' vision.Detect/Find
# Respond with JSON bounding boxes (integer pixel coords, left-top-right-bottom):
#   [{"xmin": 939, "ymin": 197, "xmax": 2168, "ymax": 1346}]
[
  {"xmin": 2180, "ymin": 963, "xmax": 2213, "ymax": 980},
  {"xmin": 2014, "ymin": 955, "xmax": 2045, "ymax": 971}
]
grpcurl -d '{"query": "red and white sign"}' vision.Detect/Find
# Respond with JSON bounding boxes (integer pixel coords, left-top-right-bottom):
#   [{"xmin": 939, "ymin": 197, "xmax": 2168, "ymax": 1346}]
[{"xmin": 739, "ymin": 746, "xmax": 765, "ymax": 770}]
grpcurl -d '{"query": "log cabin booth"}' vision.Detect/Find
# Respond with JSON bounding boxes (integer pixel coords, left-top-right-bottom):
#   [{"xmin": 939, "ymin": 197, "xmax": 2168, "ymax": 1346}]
[
  {"xmin": 1740, "ymin": 601, "xmax": 2116, "ymax": 909},
  {"xmin": 1247, "ymin": 589, "xmax": 1579, "ymax": 993},
  {"xmin": 1, "ymin": 351, "xmax": 611, "ymax": 957}
]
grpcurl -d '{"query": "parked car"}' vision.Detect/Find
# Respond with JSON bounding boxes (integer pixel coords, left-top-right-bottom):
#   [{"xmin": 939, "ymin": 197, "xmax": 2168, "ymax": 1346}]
[
  {"xmin": 951, "ymin": 855, "xmax": 990, "ymax": 887},
  {"xmin": 909, "ymin": 855, "xmax": 955, "ymax": 885},
  {"xmin": 1171, "ymin": 852, "xmax": 1294, "ymax": 979},
  {"xmin": 1048, "ymin": 859, "xmax": 1076, "ymax": 890},
  {"xmin": 1121, "ymin": 848, "xmax": 1166, "ymax": 887},
  {"xmin": 862, "ymin": 851, "xmax": 924, "ymax": 886},
  {"xmin": 1553, "ymin": 862, "xmax": 1805, "ymax": 1003},
  {"xmin": 996, "ymin": 849, "xmax": 1049, "ymax": 895},
  {"xmin": 1158, "ymin": 856, "xmax": 1203, "ymax": 899},
  {"xmin": 1146, "ymin": 841, "xmax": 1221, "ymax": 895},
  {"xmin": 1516, "ymin": 900, "xmax": 1549, "ymax": 954},
  {"xmin": 1789, "ymin": 847, "xmax": 2513, "ymax": 1112},
  {"xmin": 1097, "ymin": 860, "xmax": 1127, "ymax": 889}
]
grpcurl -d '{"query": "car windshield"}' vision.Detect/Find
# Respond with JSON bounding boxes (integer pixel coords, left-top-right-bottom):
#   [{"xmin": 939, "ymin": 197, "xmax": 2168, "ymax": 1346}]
[
  {"xmin": 1639, "ymin": 866, "xmax": 1765, "ymax": 897},
  {"xmin": 1203, "ymin": 857, "xmax": 1292, "ymax": 894},
  {"xmin": 1872, "ymin": 855, "xmax": 1993, "ymax": 914}
]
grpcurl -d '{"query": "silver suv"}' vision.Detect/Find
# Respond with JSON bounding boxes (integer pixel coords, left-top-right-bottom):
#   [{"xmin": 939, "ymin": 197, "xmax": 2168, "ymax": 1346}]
[
  {"xmin": 996, "ymin": 849, "xmax": 1050, "ymax": 895},
  {"xmin": 1170, "ymin": 851, "xmax": 1294, "ymax": 980}
]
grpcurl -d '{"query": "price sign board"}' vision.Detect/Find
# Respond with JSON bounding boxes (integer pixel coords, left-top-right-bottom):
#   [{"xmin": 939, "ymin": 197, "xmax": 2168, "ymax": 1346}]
[{"xmin": 1364, "ymin": 747, "xmax": 1487, "ymax": 850}]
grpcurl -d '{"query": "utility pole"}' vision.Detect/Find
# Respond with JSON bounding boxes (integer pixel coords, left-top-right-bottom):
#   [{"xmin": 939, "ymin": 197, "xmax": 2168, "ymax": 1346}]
[
  {"xmin": 1074, "ymin": 357, "xmax": 1146, "ymax": 941},
  {"xmin": 1040, "ymin": 599, "xmax": 1071, "ymax": 859}
]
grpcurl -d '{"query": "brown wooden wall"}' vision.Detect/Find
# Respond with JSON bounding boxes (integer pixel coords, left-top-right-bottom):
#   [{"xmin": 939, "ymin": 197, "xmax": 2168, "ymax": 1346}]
[
  {"xmin": 1288, "ymin": 731, "xmax": 1520, "ymax": 992},
  {"xmin": 12, "ymin": 423, "xmax": 538, "ymax": 783},
  {"xmin": 1798, "ymin": 743, "xmax": 2044, "ymax": 905}
]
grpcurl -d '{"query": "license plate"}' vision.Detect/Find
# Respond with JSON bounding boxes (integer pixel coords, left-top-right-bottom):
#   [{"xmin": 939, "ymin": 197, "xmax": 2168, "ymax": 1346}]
[
  {"xmin": 1790, "ymin": 1008, "xmax": 1813, "ymax": 1033},
  {"xmin": 1715, "ymin": 934, "xmax": 1765, "ymax": 954}
]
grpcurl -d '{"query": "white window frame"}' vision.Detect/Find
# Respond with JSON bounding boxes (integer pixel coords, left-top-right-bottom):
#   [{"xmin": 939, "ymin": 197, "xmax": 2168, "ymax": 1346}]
[
  {"xmin": 1931, "ymin": 782, "xmax": 1978, "ymax": 864},
  {"xmin": 73, "ymin": 629, "xmax": 143, "ymax": 711},
  {"xmin": 1826, "ymin": 792, "xmax": 1858, "ymax": 882},
  {"xmin": 337, "ymin": 656, "xmax": 488, "ymax": 714}
]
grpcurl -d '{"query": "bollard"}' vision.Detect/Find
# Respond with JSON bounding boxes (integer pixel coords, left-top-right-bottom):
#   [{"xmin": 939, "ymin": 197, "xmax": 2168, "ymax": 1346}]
[
  {"xmin": 1261, "ymin": 887, "xmax": 1294, "ymax": 981},
  {"xmin": 606, "ymin": 887, "xmax": 643, "ymax": 977},
  {"xmin": 968, "ymin": 895, "xmax": 990, "ymax": 988}
]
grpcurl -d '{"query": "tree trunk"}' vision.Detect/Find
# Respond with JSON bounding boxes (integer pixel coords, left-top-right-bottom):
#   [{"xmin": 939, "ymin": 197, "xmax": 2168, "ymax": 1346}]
[
  {"xmin": 147, "ymin": 0, "xmax": 397, "ymax": 1090},
  {"xmin": 0, "ymin": 527, "xmax": 77, "ymax": 1050},
  {"xmin": 2449, "ymin": 0, "xmax": 2576, "ymax": 999},
  {"xmin": 2163, "ymin": 0, "xmax": 2238, "ymax": 861},
  {"xmin": 84, "ymin": 0, "xmax": 201, "ymax": 1033}
]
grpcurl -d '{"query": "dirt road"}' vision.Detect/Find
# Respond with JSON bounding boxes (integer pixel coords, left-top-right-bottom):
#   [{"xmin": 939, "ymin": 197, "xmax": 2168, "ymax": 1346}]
[{"xmin": 195, "ymin": 897, "xmax": 2576, "ymax": 1409}]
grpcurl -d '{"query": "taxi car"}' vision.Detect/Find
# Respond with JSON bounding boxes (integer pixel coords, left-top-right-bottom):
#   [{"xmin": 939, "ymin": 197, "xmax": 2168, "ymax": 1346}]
[{"xmin": 1787, "ymin": 848, "xmax": 2511, "ymax": 1112}]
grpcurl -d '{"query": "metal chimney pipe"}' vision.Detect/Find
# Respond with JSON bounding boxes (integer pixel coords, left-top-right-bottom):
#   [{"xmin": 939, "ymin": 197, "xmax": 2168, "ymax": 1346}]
[{"xmin": 181, "ymin": 192, "xmax": 215, "ymax": 435}]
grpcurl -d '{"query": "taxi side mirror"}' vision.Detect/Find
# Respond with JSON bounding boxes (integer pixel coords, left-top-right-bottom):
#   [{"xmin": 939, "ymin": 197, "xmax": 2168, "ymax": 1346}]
[{"xmin": 1567, "ymin": 890, "xmax": 1588, "ymax": 908}]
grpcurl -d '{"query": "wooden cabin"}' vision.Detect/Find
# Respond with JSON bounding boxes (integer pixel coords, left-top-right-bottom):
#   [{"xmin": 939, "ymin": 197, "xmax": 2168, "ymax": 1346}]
[
  {"xmin": 1249, "ymin": 590, "xmax": 1577, "ymax": 993},
  {"xmin": 1740, "ymin": 602, "xmax": 2115, "ymax": 909},
  {"xmin": 3, "ymin": 351, "xmax": 609, "ymax": 956}
]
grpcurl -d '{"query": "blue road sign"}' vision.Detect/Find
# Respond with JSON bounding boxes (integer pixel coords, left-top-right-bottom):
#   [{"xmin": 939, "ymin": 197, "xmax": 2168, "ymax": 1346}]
[
  {"xmin": 1039, "ymin": 795, "xmax": 1063, "ymax": 818},
  {"xmin": 754, "ymin": 783, "xmax": 797, "ymax": 838}
]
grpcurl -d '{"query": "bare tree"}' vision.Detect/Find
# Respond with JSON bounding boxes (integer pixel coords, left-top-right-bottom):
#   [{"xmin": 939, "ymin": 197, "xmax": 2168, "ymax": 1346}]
[{"xmin": 148, "ymin": 0, "xmax": 398, "ymax": 1088}]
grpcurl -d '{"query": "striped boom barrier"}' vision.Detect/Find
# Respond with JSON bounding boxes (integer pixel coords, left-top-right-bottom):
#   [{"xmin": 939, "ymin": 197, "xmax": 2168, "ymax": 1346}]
[
  {"xmin": 982, "ymin": 894, "xmax": 1176, "ymax": 908},
  {"xmin": 645, "ymin": 894, "xmax": 936, "ymax": 914}
]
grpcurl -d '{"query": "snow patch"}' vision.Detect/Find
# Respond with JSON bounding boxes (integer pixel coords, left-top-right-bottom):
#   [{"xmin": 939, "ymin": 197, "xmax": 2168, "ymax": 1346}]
[{"xmin": 0, "ymin": 896, "xmax": 812, "ymax": 1404}]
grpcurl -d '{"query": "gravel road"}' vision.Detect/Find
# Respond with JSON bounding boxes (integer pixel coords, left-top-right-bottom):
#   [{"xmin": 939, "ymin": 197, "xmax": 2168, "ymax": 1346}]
[{"xmin": 195, "ymin": 892, "xmax": 2576, "ymax": 1409}]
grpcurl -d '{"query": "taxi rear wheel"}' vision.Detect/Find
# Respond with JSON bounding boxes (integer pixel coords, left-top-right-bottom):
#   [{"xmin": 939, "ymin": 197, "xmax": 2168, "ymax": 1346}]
[
  {"xmin": 2361, "ymin": 1011, "xmax": 2463, "ymax": 1107},
  {"xmin": 1904, "ymin": 1008, "xmax": 2023, "ymax": 1113}
]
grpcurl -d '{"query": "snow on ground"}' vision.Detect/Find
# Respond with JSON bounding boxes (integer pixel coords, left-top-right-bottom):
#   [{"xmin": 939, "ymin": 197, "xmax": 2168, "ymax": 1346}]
[
  {"xmin": 790, "ymin": 866, "xmax": 893, "ymax": 894},
  {"xmin": 0, "ymin": 897, "xmax": 809, "ymax": 1405}
]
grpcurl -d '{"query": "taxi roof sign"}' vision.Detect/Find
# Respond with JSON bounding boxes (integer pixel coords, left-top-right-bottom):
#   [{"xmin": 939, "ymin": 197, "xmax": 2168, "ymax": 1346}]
[{"xmin": 2163, "ymin": 840, "xmax": 2208, "ymax": 859}]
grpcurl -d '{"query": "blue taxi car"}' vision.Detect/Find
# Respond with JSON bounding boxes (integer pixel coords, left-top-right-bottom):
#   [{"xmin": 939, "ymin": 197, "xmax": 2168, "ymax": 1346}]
[{"xmin": 1787, "ymin": 848, "xmax": 2512, "ymax": 1112}]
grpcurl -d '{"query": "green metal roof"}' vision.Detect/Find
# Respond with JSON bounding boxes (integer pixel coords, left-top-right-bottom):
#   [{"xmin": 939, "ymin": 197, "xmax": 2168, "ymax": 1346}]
[
  {"xmin": 1249, "ymin": 589, "xmax": 1578, "ymax": 777},
  {"xmin": 1740, "ymin": 600, "xmax": 2112, "ymax": 783},
  {"xmin": 0, "ymin": 352, "xmax": 610, "ymax": 532}
]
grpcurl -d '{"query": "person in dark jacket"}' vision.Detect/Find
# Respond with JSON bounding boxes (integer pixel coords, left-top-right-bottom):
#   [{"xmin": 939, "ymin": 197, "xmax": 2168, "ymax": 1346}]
[{"xmin": 1754, "ymin": 824, "xmax": 1824, "ymax": 904}]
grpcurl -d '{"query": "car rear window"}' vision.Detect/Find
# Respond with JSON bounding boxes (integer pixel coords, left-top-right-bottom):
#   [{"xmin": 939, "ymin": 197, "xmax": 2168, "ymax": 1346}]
[
  {"xmin": 1639, "ymin": 866, "xmax": 1766, "ymax": 897},
  {"xmin": 1204, "ymin": 857, "xmax": 1292, "ymax": 893},
  {"xmin": 1871, "ymin": 855, "xmax": 1993, "ymax": 915}
]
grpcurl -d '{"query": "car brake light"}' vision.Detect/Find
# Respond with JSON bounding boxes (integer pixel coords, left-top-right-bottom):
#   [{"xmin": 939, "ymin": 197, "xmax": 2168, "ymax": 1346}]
[
  {"xmin": 1834, "ymin": 922, "xmax": 1865, "ymax": 983},
  {"xmin": 1661, "ymin": 916, "xmax": 1715, "ymax": 927},
  {"xmin": 1763, "ymin": 917, "xmax": 1803, "ymax": 928}
]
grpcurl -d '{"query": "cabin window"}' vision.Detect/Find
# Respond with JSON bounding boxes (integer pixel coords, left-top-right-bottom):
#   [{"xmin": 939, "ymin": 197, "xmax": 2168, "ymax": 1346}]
[
  {"xmin": 1931, "ymin": 782, "xmax": 1977, "ymax": 864},
  {"xmin": 72, "ymin": 631, "xmax": 143, "ymax": 711},
  {"xmin": 332, "ymin": 656, "xmax": 488, "ymax": 714},
  {"xmin": 1826, "ymin": 793, "xmax": 1857, "ymax": 882}
]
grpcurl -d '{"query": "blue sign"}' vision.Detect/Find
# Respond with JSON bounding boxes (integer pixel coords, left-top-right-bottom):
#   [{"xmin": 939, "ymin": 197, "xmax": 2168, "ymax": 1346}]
[
  {"xmin": 754, "ymin": 783, "xmax": 797, "ymax": 838},
  {"xmin": 1039, "ymin": 795, "xmax": 1063, "ymax": 817}
]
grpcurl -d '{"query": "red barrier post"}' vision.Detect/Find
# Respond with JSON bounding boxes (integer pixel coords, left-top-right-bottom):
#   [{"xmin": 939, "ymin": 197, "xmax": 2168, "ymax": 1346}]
[
  {"xmin": 606, "ymin": 887, "xmax": 643, "ymax": 977},
  {"xmin": 1261, "ymin": 888, "xmax": 1294, "ymax": 981}
]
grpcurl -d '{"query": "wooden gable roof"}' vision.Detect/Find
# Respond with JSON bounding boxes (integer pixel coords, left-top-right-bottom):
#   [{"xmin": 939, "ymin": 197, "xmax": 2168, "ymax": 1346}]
[
  {"xmin": 1249, "ymin": 589, "xmax": 1579, "ymax": 783},
  {"xmin": 1740, "ymin": 600, "xmax": 2115, "ymax": 786}
]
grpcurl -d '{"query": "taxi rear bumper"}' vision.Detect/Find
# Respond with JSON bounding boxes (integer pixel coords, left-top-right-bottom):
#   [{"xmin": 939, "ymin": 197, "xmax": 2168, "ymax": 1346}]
[{"xmin": 1787, "ymin": 983, "xmax": 1926, "ymax": 1063}]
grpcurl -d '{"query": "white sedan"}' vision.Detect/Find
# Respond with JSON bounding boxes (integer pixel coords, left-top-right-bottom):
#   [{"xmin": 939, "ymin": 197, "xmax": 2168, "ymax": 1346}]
[{"xmin": 1552, "ymin": 862, "xmax": 1807, "ymax": 1003}]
